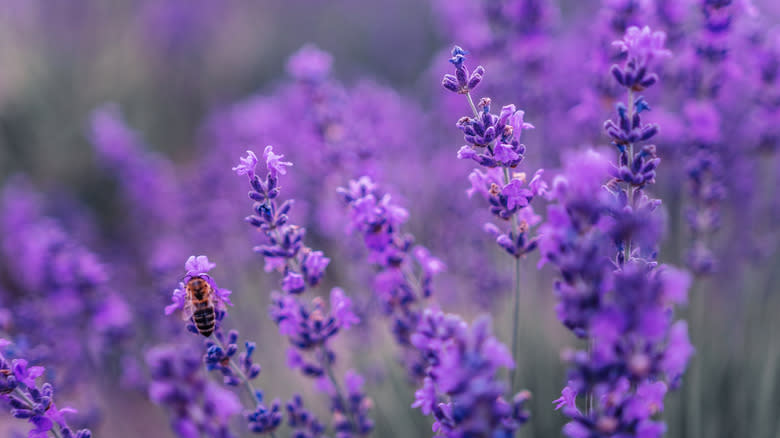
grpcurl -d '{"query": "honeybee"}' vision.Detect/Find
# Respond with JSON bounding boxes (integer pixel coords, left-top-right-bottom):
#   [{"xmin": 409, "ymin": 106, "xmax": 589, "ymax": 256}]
[{"xmin": 183, "ymin": 275, "xmax": 216, "ymax": 337}]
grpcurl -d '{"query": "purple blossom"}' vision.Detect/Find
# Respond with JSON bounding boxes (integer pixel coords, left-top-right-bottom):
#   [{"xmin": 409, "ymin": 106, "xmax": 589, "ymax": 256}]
[
  {"xmin": 0, "ymin": 340, "xmax": 92, "ymax": 438},
  {"xmin": 184, "ymin": 255, "xmax": 217, "ymax": 277},
  {"xmin": 410, "ymin": 311, "xmax": 530, "ymax": 437},
  {"xmin": 287, "ymin": 44, "xmax": 334, "ymax": 82},
  {"xmin": 231, "ymin": 149, "xmax": 259, "ymax": 178},
  {"xmin": 147, "ymin": 344, "xmax": 240, "ymax": 438},
  {"xmin": 613, "ymin": 25, "xmax": 672, "ymax": 64},
  {"xmin": 263, "ymin": 145, "xmax": 293, "ymax": 178},
  {"xmin": 543, "ymin": 27, "xmax": 693, "ymax": 436}
]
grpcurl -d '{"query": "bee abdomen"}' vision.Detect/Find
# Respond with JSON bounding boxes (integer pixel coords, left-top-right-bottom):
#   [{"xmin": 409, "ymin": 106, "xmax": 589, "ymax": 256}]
[{"xmin": 192, "ymin": 306, "xmax": 216, "ymax": 337}]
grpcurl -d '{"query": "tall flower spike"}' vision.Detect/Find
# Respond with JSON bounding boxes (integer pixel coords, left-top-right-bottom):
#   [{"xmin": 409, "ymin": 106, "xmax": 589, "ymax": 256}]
[
  {"xmin": 443, "ymin": 44, "xmax": 544, "ymax": 401},
  {"xmin": 236, "ymin": 148, "xmax": 371, "ymax": 437},
  {"xmin": 543, "ymin": 26, "xmax": 692, "ymax": 438}
]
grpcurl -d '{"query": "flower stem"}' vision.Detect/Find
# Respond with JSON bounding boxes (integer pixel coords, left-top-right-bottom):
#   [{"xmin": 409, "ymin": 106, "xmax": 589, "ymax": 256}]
[
  {"xmin": 509, "ymin": 255, "xmax": 522, "ymax": 395},
  {"xmin": 502, "ymin": 166, "xmax": 523, "ymax": 395},
  {"xmin": 466, "ymin": 92, "xmax": 479, "ymax": 118},
  {"xmin": 624, "ymin": 88, "xmax": 636, "ymax": 265},
  {"xmin": 12, "ymin": 388, "xmax": 64, "ymax": 438},
  {"xmin": 465, "ymin": 91, "xmax": 523, "ymax": 395},
  {"xmin": 212, "ymin": 336, "xmax": 261, "ymax": 405},
  {"xmin": 321, "ymin": 345, "xmax": 357, "ymax": 433}
]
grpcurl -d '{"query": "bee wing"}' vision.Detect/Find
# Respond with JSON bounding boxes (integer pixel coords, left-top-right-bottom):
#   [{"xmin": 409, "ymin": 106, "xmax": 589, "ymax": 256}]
[{"xmin": 182, "ymin": 299, "xmax": 195, "ymax": 321}]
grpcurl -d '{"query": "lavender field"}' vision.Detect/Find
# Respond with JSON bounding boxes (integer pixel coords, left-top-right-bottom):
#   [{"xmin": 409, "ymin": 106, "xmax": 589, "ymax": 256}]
[{"xmin": 0, "ymin": 1, "xmax": 778, "ymax": 437}]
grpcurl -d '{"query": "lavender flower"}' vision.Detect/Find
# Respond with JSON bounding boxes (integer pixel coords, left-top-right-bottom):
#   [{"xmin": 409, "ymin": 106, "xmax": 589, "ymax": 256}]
[
  {"xmin": 163, "ymin": 255, "xmax": 286, "ymax": 437},
  {"xmin": 442, "ymin": 46, "xmax": 486, "ymax": 94},
  {"xmin": 147, "ymin": 344, "xmax": 241, "ymax": 438},
  {"xmin": 340, "ymin": 175, "xmax": 531, "ymax": 436},
  {"xmin": 543, "ymin": 27, "xmax": 694, "ymax": 438},
  {"xmin": 338, "ymin": 177, "xmax": 442, "ymax": 380},
  {"xmin": 236, "ymin": 148, "xmax": 371, "ymax": 437},
  {"xmin": 442, "ymin": 45, "xmax": 545, "ymax": 399},
  {"xmin": 286, "ymin": 395, "xmax": 327, "ymax": 438},
  {"xmin": 411, "ymin": 311, "xmax": 530, "ymax": 437},
  {"xmin": 0, "ymin": 339, "xmax": 92, "ymax": 438}
]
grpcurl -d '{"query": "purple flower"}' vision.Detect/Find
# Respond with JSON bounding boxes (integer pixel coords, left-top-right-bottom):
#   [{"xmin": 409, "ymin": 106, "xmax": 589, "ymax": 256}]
[
  {"xmin": 282, "ymin": 271, "xmax": 306, "ymax": 294},
  {"xmin": 661, "ymin": 321, "xmax": 695, "ymax": 384},
  {"xmin": 613, "ymin": 25, "xmax": 672, "ymax": 63},
  {"xmin": 286, "ymin": 44, "xmax": 333, "ymax": 82},
  {"xmin": 184, "ymin": 255, "xmax": 216, "ymax": 277},
  {"xmin": 231, "ymin": 149, "xmax": 258, "ymax": 178},
  {"xmin": 553, "ymin": 384, "xmax": 579, "ymax": 413},
  {"xmin": 330, "ymin": 288, "xmax": 359, "ymax": 330},
  {"xmin": 12, "ymin": 359, "xmax": 44, "ymax": 388},
  {"xmin": 0, "ymin": 340, "xmax": 92, "ymax": 438},
  {"xmin": 286, "ymin": 395, "xmax": 327, "ymax": 438},
  {"xmin": 442, "ymin": 46, "xmax": 486, "ymax": 94},
  {"xmin": 263, "ymin": 145, "xmax": 293, "ymax": 178},
  {"xmin": 147, "ymin": 345, "xmax": 240, "ymax": 437},
  {"xmin": 246, "ymin": 397, "xmax": 282, "ymax": 434}
]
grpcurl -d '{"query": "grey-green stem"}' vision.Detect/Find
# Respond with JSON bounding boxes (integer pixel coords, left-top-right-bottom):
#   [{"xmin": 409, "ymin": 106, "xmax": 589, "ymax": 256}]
[
  {"xmin": 625, "ymin": 88, "xmax": 636, "ymax": 264},
  {"xmin": 13, "ymin": 387, "xmax": 64, "ymax": 438},
  {"xmin": 465, "ymin": 91, "xmax": 524, "ymax": 395},
  {"xmin": 321, "ymin": 345, "xmax": 357, "ymax": 433},
  {"xmin": 212, "ymin": 336, "xmax": 260, "ymax": 405}
]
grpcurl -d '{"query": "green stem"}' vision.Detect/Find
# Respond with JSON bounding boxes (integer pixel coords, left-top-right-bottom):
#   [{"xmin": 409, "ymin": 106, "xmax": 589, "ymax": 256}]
[
  {"xmin": 509, "ymin": 255, "xmax": 522, "ymax": 395},
  {"xmin": 321, "ymin": 345, "xmax": 357, "ymax": 432},
  {"xmin": 13, "ymin": 388, "xmax": 64, "ymax": 438},
  {"xmin": 212, "ymin": 336, "xmax": 260, "ymax": 405},
  {"xmin": 464, "ymin": 91, "xmax": 523, "ymax": 398},
  {"xmin": 624, "ymin": 88, "xmax": 635, "ymax": 265},
  {"xmin": 466, "ymin": 92, "xmax": 480, "ymax": 118},
  {"xmin": 502, "ymin": 166, "xmax": 523, "ymax": 395}
]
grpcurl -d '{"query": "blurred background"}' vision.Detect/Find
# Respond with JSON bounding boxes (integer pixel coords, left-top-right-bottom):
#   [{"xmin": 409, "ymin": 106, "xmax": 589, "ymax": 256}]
[{"xmin": 0, "ymin": 0, "xmax": 779, "ymax": 437}]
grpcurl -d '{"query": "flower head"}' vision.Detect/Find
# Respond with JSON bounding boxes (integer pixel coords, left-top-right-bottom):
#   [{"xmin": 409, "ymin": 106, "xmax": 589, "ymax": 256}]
[
  {"xmin": 232, "ymin": 150, "xmax": 258, "ymax": 178},
  {"xmin": 613, "ymin": 26, "xmax": 672, "ymax": 63},
  {"xmin": 286, "ymin": 44, "xmax": 333, "ymax": 82},
  {"xmin": 263, "ymin": 145, "xmax": 293, "ymax": 178},
  {"xmin": 184, "ymin": 255, "xmax": 216, "ymax": 277}
]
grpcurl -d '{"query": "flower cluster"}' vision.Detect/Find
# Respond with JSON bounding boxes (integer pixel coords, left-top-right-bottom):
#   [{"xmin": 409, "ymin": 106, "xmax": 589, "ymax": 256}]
[
  {"xmin": 245, "ymin": 393, "xmax": 283, "ymax": 435},
  {"xmin": 411, "ymin": 311, "xmax": 531, "ymax": 437},
  {"xmin": 147, "ymin": 344, "xmax": 242, "ymax": 438},
  {"xmin": 236, "ymin": 147, "xmax": 371, "ymax": 437},
  {"xmin": 286, "ymin": 394, "xmax": 327, "ymax": 438},
  {"xmin": 0, "ymin": 179, "xmax": 132, "ymax": 430},
  {"xmin": 443, "ymin": 45, "xmax": 546, "ymax": 261},
  {"xmin": 681, "ymin": 0, "xmax": 745, "ymax": 275},
  {"xmin": 204, "ymin": 330, "xmax": 262, "ymax": 387},
  {"xmin": 164, "ymin": 256, "xmax": 281, "ymax": 436},
  {"xmin": 338, "ymin": 176, "xmax": 443, "ymax": 380},
  {"xmin": 0, "ymin": 339, "xmax": 92, "ymax": 438},
  {"xmin": 235, "ymin": 147, "xmax": 330, "ymax": 292},
  {"xmin": 442, "ymin": 46, "xmax": 485, "ymax": 94},
  {"xmin": 339, "ymin": 175, "xmax": 531, "ymax": 437},
  {"xmin": 541, "ymin": 27, "xmax": 694, "ymax": 438}
]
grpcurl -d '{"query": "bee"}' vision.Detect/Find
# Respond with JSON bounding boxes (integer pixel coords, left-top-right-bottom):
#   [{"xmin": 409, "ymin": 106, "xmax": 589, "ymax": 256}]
[{"xmin": 183, "ymin": 275, "xmax": 216, "ymax": 337}]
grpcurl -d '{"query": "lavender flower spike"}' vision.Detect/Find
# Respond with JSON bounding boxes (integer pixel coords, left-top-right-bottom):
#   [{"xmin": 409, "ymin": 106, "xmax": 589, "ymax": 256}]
[
  {"xmin": 0, "ymin": 339, "xmax": 92, "ymax": 438},
  {"xmin": 442, "ymin": 45, "xmax": 546, "ymax": 397},
  {"xmin": 543, "ymin": 26, "xmax": 693, "ymax": 438},
  {"xmin": 236, "ymin": 148, "xmax": 372, "ymax": 437}
]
